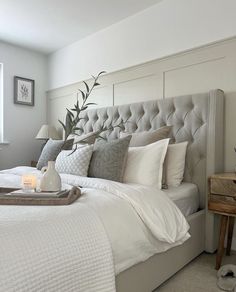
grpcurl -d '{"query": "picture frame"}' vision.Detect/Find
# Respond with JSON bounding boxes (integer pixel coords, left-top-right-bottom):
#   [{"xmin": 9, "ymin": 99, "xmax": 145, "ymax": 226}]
[{"xmin": 14, "ymin": 76, "xmax": 35, "ymax": 106}]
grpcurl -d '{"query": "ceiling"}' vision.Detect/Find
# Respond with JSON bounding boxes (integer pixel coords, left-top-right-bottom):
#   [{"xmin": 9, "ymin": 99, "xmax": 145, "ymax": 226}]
[{"xmin": 0, "ymin": 0, "xmax": 162, "ymax": 54}]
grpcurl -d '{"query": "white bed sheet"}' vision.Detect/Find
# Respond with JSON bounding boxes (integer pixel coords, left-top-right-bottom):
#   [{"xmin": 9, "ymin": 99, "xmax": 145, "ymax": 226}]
[{"xmin": 164, "ymin": 182, "xmax": 199, "ymax": 217}]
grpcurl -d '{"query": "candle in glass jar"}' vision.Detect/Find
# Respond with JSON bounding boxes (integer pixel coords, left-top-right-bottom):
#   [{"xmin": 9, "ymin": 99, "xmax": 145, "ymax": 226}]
[{"xmin": 22, "ymin": 175, "xmax": 37, "ymax": 190}]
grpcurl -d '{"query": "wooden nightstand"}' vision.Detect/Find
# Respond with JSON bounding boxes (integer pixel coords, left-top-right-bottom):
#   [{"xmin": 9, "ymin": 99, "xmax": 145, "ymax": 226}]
[{"xmin": 208, "ymin": 173, "xmax": 236, "ymax": 270}]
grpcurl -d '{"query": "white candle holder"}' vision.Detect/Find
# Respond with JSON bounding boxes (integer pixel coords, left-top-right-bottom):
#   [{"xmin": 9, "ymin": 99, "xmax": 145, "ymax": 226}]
[{"xmin": 21, "ymin": 175, "xmax": 37, "ymax": 192}]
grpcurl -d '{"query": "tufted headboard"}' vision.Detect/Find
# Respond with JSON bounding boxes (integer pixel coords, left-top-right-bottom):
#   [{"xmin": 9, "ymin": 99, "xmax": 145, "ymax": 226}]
[{"xmin": 77, "ymin": 89, "xmax": 224, "ymax": 209}]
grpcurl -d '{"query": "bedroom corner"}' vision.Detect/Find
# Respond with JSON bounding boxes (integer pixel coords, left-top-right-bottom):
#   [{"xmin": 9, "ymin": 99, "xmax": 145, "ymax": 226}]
[{"xmin": 0, "ymin": 1, "xmax": 236, "ymax": 292}]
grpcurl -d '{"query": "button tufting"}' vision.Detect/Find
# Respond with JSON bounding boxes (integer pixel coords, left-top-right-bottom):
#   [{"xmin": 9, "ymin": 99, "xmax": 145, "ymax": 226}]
[
  {"xmin": 72, "ymin": 95, "xmax": 209, "ymax": 202},
  {"xmin": 178, "ymin": 121, "xmax": 184, "ymax": 128}
]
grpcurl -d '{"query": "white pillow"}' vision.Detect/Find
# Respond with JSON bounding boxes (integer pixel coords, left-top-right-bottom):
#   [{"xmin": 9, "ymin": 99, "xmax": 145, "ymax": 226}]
[
  {"xmin": 165, "ymin": 142, "xmax": 188, "ymax": 187},
  {"xmin": 55, "ymin": 145, "xmax": 93, "ymax": 176},
  {"xmin": 123, "ymin": 139, "xmax": 169, "ymax": 188}
]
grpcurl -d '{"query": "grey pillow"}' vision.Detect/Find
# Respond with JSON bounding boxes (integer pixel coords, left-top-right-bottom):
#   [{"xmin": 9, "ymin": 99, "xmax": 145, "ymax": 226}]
[
  {"xmin": 88, "ymin": 136, "xmax": 131, "ymax": 182},
  {"xmin": 37, "ymin": 139, "xmax": 70, "ymax": 170},
  {"xmin": 120, "ymin": 126, "xmax": 172, "ymax": 147}
]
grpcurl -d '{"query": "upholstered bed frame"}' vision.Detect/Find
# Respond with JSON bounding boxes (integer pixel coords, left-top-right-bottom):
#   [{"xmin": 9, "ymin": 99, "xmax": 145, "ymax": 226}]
[{"xmin": 77, "ymin": 89, "xmax": 225, "ymax": 292}]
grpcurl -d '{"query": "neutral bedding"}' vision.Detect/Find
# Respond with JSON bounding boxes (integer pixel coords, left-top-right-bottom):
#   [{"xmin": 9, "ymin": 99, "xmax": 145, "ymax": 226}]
[
  {"xmin": 164, "ymin": 183, "xmax": 199, "ymax": 217},
  {"xmin": 0, "ymin": 166, "xmax": 191, "ymax": 291}
]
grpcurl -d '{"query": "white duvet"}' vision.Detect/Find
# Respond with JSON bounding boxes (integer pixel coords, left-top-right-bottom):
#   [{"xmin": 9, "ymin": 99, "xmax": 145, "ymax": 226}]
[{"xmin": 0, "ymin": 167, "xmax": 190, "ymax": 291}]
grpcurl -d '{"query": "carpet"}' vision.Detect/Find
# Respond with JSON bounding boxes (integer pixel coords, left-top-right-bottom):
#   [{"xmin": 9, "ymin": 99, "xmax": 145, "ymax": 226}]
[{"xmin": 156, "ymin": 251, "xmax": 236, "ymax": 292}]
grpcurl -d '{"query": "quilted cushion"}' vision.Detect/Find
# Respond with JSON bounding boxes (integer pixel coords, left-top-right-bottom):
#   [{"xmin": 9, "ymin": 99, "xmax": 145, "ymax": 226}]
[
  {"xmin": 55, "ymin": 145, "xmax": 93, "ymax": 176},
  {"xmin": 88, "ymin": 136, "xmax": 131, "ymax": 182}
]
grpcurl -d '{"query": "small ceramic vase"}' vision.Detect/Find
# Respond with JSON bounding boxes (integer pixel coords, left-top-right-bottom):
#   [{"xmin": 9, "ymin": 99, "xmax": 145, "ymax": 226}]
[{"xmin": 40, "ymin": 161, "xmax": 61, "ymax": 192}]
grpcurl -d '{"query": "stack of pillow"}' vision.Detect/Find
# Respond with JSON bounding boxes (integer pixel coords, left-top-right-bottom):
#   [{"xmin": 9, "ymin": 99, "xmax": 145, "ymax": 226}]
[{"xmin": 36, "ymin": 125, "xmax": 188, "ymax": 189}]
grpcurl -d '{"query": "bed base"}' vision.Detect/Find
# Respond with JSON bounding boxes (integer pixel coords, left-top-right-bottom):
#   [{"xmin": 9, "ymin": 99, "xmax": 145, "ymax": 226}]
[{"xmin": 116, "ymin": 210, "xmax": 205, "ymax": 292}]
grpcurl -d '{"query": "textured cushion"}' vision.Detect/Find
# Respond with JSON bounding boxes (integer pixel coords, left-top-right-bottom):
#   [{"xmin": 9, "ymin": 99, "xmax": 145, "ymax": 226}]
[
  {"xmin": 55, "ymin": 145, "xmax": 93, "ymax": 176},
  {"xmin": 165, "ymin": 142, "xmax": 188, "ymax": 187},
  {"xmin": 120, "ymin": 126, "xmax": 172, "ymax": 147},
  {"xmin": 123, "ymin": 139, "xmax": 170, "ymax": 188},
  {"xmin": 88, "ymin": 136, "xmax": 131, "ymax": 182},
  {"xmin": 37, "ymin": 139, "xmax": 66, "ymax": 170}
]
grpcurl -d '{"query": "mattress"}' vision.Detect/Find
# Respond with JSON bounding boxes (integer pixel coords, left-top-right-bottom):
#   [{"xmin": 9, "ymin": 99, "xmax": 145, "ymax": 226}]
[{"xmin": 164, "ymin": 182, "xmax": 199, "ymax": 217}]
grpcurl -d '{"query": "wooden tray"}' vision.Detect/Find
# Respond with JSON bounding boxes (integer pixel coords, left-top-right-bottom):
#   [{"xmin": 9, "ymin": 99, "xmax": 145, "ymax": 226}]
[{"xmin": 0, "ymin": 187, "xmax": 81, "ymax": 206}]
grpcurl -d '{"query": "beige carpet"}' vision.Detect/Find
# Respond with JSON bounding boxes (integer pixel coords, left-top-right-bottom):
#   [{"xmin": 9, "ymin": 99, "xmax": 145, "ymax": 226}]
[{"xmin": 155, "ymin": 251, "xmax": 236, "ymax": 292}]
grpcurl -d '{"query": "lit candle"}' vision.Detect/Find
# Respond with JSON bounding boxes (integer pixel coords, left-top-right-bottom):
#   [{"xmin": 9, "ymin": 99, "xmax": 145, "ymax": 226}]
[{"xmin": 22, "ymin": 175, "xmax": 37, "ymax": 191}]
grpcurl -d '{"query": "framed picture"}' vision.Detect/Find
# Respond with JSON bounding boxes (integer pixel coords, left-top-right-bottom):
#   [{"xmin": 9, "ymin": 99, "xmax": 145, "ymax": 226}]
[{"xmin": 14, "ymin": 76, "xmax": 35, "ymax": 106}]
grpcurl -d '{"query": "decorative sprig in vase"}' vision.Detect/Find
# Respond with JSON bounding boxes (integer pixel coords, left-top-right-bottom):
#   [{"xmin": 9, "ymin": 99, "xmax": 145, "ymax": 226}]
[{"xmin": 59, "ymin": 71, "xmax": 124, "ymax": 152}]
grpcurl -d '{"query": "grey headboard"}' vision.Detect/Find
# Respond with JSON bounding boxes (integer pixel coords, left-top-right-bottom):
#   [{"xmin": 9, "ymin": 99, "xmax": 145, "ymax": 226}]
[{"xmin": 77, "ymin": 89, "xmax": 224, "ymax": 211}]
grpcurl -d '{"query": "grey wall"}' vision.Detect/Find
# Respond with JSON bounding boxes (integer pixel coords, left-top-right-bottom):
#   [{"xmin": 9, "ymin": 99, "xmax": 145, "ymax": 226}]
[{"xmin": 0, "ymin": 41, "xmax": 47, "ymax": 169}]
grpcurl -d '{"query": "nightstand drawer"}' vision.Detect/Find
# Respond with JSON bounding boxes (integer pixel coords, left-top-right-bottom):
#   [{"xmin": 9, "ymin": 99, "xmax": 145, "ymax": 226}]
[
  {"xmin": 210, "ymin": 178, "xmax": 236, "ymax": 197},
  {"xmin": 208, "ymin": 197, "xmax": 236, "ymax": 215}
]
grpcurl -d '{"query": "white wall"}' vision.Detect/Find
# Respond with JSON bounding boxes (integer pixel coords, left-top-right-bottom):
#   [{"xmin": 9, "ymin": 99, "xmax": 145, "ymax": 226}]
[
  {"xmin": 48, "ymin": 0, "xmax": 236, "ymax": 90},
  {"xmin": 0, "ymin": 41, "xmax": 47, "ymax": 169},
  {"xmin": 47, "ymin": 0, "xmax": 236, "ymax": 250}
]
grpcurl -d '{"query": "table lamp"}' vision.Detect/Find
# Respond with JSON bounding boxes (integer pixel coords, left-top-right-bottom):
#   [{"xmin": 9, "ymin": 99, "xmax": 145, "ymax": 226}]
[{"xmin": 36, "ymin": 124, "xmax": 61, "ymax": 149}]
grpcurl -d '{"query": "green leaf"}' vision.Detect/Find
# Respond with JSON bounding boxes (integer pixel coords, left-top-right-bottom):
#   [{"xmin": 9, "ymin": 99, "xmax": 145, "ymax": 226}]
[
  {"xmin": 66, "ymin": 114, "xmax": 73, "ymax": 127},
  {"xmin": 85, "ymin": 102, "xmax": 97, "ymax": 106},
  {"xmin": 98, "ymin": 135, "xmax": 107, "ymax": 140},
  {"xmin": 66, "ymin": 108, "xmax": 74, "ymax": 118},
  {"xmin": 98, "ymin": 71, "xmax": 106, "ymax": 76},
  {"xmin": 83, "ymin": 81, "xmax": 89, "ymax": 93},
  {"xmin": 73, "ymin": 127, "xmax": 82, "ymax": 131},
  {"xmin": 84, "ymin": 92, "xmax": 89, "ymax": 100},
  {"xmin": 68, "ymin": 146, "xmax": 77, "ymax": 156},
  {"xmin": 66, "ymin": 114, "xmax": 72, "ymax": 124},
  {"xmin": 76, "ymin": 99, "xmax": 79, "ymax": 108},
  {"xmin": 58, "ymin": 120, "xmax": 66, "ymax": 132},
  {"xmin": 78, "ymin": 89, "xmax": 86, "ymax": 100}
]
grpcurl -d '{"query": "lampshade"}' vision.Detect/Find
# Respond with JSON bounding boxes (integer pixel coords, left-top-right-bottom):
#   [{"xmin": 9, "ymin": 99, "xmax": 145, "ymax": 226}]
[{"xmin": 36, "ymin": 124, "xmax": 61, "ymax": 140}]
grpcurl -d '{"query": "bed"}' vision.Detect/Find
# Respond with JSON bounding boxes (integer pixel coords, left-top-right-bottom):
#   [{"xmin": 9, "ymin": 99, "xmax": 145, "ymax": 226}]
[
  {"xmin": 0, "ymin": 89, "xmax": 224, "ymax": 292},
  {"xmin": 76, "ymin": 88, "xmax": 224, "ymax": 292}
]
